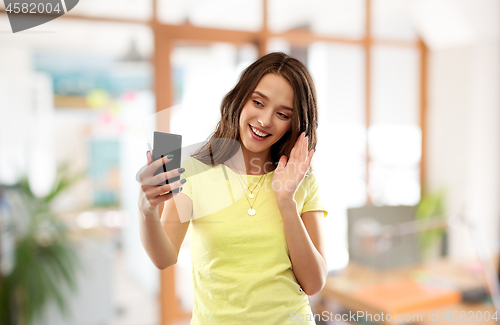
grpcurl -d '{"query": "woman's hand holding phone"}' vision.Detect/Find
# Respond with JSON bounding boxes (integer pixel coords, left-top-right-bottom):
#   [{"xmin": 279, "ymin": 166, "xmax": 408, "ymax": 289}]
[{"xmin": 138, "ymin": 151, "xmax": 186, "ymax": 218}]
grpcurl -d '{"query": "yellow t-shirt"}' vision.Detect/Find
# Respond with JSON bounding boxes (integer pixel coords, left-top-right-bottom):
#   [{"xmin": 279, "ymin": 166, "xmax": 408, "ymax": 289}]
[{"xmin": 179, "ymin": 156, "xmax": 328, "ymax": 325}]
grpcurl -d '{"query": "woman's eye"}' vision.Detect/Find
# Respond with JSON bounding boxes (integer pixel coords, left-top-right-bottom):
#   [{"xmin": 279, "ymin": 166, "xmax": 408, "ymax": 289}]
[
  {"xmin": 278, "ymin": 113, "xmax": 290, "ymax": 119},
  {"xmin": 252, "ymin": 100, "xmax": 263, "ymax": 107}
]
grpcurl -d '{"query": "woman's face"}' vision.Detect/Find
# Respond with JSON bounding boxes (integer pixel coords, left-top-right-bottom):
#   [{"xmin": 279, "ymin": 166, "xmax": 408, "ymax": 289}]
[{"xmin": 238, "ymin": 73, "xmax": 294, "ymax": 157}]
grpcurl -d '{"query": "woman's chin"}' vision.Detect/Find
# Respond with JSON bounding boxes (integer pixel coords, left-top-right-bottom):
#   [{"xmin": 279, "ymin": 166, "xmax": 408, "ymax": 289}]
[{"xmin": 241, "ymin": 140, "xmax": 271, "ymax": 155}]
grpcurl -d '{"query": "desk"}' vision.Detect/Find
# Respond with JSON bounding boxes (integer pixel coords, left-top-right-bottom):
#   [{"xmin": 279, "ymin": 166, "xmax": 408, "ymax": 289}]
[{"xmin": 320, "ymin": 259, "xmax": 498, "ymax": 324}]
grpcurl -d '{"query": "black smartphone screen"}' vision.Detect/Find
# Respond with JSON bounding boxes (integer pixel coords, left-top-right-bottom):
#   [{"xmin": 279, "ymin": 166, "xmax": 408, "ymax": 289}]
[{"xmin": 152, "ymin": 131, "xmax": 182, "ymax": 191}]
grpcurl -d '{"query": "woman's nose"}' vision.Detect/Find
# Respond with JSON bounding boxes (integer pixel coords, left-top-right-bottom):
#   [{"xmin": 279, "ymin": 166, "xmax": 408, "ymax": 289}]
[{"xmin": 258, "ymin": 110, "xmax": 273, "ymax": 127}]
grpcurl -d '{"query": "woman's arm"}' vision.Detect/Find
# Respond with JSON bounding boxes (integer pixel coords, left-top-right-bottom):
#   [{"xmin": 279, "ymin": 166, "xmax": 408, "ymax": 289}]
[
  {"xmin": 138, "ymin": 151, "xmax": 192, "ymax": 270},
  {"xmin": 271, "ymin": 132, "xmax": 327, "ymax": 295},
  {"xmin": 276, "ymin": 200, "xmax": 327, "ymax": 295},
  {"xmin": 138, "ymin": 194, "xmax": 191, "ymax": 270}
]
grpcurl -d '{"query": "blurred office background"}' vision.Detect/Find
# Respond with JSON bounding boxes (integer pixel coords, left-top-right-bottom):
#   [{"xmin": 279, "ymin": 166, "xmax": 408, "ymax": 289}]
[{"xmin": 0, "ymin": 1, "xmax": 499, "ymax": 324}]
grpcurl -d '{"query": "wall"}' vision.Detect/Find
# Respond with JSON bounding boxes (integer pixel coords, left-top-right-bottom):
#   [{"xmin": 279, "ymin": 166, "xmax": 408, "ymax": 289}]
[{"xmin": 426, "ymin": 33, "xmax": 500, "ymax": 259}]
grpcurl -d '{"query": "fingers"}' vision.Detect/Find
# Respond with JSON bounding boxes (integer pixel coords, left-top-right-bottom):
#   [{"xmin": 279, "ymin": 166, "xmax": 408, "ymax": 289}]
[
  {"xmin": 148, "ymin": 190, "xmax": 182, "ymax": 207},
  {"xmin": 148, "ymin": 178, "xmax": 185, "ymax": 197},
  {"xmin": 139, "ymin": 155, "xmax": 177, "ymax": 184},
  {"xmin": 290, "ymin": 132, "xmax": 303, "ymax": 161},
  {"xmin": 149, "ymin": 167, "xmax": 185, "ymax": 186},
  {"xmin": 302, "ymin": 133, "xmax": 308, "ymax": 162},
  {"xmin": 142, "ymin": 178, "xmax": 185, "ymax": 206},
  {"xmin": 147, "ymin": 155, "xmax": 172, "ymax": 175},
  {"xmin": 147, "ymin": 151, "xmax": 153, "ymax": 166},
  {"xmin": 276, "ymin": 155, "xmax": 287, "ymax": 172},
  {"xmin": 293, "ymin": 133, "xmax": 312, "ymax": 174},
  {"xmin": 138, "ymin": 152, "xmax": 156, "ymax": 183},
  {"xmin": 291, "ymin": 132, "xmax": 307, "ymax": 162},
  {"xmin": 306, "ymin": 148, "xmax": 314, "ymax": 167}
]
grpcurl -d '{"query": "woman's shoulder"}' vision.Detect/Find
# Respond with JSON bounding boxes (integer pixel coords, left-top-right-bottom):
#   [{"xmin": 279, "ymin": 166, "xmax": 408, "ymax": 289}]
[
  {"xmin": 298, "ymin": 169, "xmax": 320, "ymax": 192},
  {"xmin": 181, "ymin": 156, "xmax": 211, "ymax": 175},
  {"xmin": 303, "ymin": 169, "xmax": 319, "ymax": 184},
  {"xmin": 181, "ymin": 155, "xmax": 205, "ymax": 166}
]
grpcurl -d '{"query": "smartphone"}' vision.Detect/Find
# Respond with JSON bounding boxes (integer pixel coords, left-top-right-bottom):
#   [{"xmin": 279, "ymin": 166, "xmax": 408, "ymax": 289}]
[{"xmin": 152, "ymin": 131, "xmax": 182, "ymax": 191}]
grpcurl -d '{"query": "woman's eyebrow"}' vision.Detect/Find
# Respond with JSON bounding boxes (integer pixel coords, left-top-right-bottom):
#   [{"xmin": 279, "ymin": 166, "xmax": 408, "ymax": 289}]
[{"xmin": 253, "ymin": 91, "xmax": 293, "ymax": 111}]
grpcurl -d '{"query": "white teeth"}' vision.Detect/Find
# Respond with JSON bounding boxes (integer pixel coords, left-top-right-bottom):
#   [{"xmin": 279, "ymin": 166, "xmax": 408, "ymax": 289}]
[{"xmin": 250, "ymin": 125, "xmax": 270, "ymax": 137}]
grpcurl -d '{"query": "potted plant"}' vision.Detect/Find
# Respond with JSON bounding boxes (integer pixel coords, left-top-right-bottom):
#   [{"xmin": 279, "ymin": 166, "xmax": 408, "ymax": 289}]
[
  {"xmin": 415, "ymin": 189, "xmax": 447, "ymax": 261},
  {"xmin": 0, "ymin": 163, "xmax": 85, "ymax": 325}
]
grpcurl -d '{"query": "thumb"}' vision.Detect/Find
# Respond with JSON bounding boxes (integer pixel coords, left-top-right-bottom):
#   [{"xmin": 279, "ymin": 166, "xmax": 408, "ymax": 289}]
[{"xmin": 146, "ymin": 151, "xmax": 153, "ymax": 166}]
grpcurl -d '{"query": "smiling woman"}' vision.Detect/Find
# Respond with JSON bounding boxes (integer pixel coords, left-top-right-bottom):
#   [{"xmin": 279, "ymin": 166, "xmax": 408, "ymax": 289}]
[
  {"xmin": 238, "ymin": 73, "xmax": 294, "ymax": 174},
  {"xmin": 137, "ymin": 52, "xmax": 328, "ymax": 325}
]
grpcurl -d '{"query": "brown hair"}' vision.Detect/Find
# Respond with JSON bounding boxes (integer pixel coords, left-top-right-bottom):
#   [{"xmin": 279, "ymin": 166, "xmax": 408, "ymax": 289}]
[{"xmin": 192, "ymin": 52, "xmax": 319, "ymax": 171}]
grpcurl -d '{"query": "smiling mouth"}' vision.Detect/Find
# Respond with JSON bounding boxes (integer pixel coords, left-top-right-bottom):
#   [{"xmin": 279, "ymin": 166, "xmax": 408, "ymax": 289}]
[{"xmin": 249, "ymin": 124, "xmax": 272, "ymax": 138}]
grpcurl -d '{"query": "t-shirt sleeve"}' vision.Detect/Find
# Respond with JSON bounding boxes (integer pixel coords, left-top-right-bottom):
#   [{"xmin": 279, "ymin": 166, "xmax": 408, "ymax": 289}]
[
  {"xmin": 302, "ymin": 171, "xmax": 328, "ymax": 218},
  {"xmin": 178, "ymin": 156, "xmax": 214, "ymax": 201}
]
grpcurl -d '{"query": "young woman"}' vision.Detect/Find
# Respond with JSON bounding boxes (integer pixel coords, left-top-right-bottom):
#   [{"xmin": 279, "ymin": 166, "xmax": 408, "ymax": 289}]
[{"xmin": 138, "ymin": 52, "xmax": 328, "ymax": 324}]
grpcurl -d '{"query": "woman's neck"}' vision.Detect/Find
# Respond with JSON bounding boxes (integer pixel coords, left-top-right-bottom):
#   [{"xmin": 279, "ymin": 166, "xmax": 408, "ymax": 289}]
[{"xmin": 229, "ymin": 146, "xmax": 275, "ymax": 175}]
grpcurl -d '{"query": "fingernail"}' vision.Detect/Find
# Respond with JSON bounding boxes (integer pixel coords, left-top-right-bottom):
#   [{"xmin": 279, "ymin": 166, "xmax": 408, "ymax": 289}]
[
  {"xmin": 179, "ymin": 187, "xmax": 184, "ymax": 192},
  {"xmin": 178, "ymin": 168, "xmax": 185, "ymax": 173},
  {"xmin": 167, "ymin": 154, "xmax": 174, "ymax": 159},
  {"xmin": 180, "ymin": 179, "xmax": 187, "ymax": 184}
]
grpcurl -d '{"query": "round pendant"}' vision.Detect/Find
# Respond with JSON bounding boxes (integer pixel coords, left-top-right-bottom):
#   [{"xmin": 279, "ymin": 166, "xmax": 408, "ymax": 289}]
[
  {"xmin": 248, "ymin": 192, "xmax": 254, "ymax": 199},
  {"xmin": 248, "ymin": 208, "xmax": 256, "ymax": 216}
]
